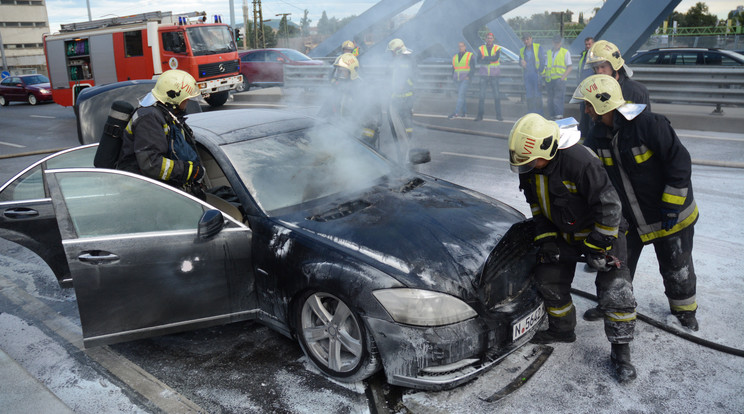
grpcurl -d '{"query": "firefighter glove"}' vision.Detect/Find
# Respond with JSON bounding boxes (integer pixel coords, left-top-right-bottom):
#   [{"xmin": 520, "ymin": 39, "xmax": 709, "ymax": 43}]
[
  {"xmin": 582, "ymin": 232, "xmax": 613, "ymax": 272},
  {"xmin": 186, "ymin": 161, "xmax": 205, "ymax": 183},
  {"xmin": 537, "ymin": 240, "xmax": 560, "ymax": 264},
  {"xmin": 660, "ymin": 208, "xmax": 679, "ymax": 231}
]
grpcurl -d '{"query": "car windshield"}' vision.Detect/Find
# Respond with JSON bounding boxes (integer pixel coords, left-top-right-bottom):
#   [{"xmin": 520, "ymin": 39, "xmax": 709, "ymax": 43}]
[
  {"xmin": 186, "ymin": 26, "xmax": 237, "ymax": 55},
  {"xmin": 222, "ymin": 125, "xmax": 394, "ymax": 214},
  {"xmin": 280, "ymin": 49, "xmax": 313, "ymax": 62},
  {"xmin": 23, "ymin": 75, "xmax": 49, "ymax": 85}
]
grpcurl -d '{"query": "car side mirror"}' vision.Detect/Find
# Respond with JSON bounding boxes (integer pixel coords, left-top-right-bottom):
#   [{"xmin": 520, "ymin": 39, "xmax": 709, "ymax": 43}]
[
  {"xmin": 409, "ymin": 148, "xmax": 431, "ymax": 165},
  {"xmin": 198, "ymin": 209, "xmax": 225, "ymax": 240}
]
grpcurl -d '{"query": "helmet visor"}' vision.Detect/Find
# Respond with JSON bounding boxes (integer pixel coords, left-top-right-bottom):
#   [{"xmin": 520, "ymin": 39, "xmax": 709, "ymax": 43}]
[
  {"xmin": 509, "ymin": 157, "xmax": 537, "ymax": 174},
  {"xmin": 569, "ymin": 83, "xmax": 587, "ymax": 104}
]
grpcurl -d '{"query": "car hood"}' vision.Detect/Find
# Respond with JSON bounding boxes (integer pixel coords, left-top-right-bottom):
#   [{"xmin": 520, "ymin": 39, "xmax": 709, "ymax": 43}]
[
  {"xmin": 275, "ymin": 177, "xmax": 525, "ymax": 299},
  {"xmin": 28, "ymin": 83, "xmax": 51, "ymax": 91}
]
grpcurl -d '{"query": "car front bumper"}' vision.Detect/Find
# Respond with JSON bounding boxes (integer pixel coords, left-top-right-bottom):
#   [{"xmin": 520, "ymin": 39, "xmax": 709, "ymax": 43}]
[{"xmin": 364, "ymin": 287, "xmax": 544, "ymax": 390}]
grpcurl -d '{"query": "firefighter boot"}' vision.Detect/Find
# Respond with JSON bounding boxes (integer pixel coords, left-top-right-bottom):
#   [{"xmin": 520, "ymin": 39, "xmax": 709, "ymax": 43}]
[
  {"xmin": 610, "ymin": 343, "xmax": 636, "ymax": 383},
  {"xmin": 530, "ymin": 329, "xmax": 576, "ymax": 344},
  {"xmin": 673, "ymin": 310, "xmax": 699, "ymax": 331},
  {"xmin": 583, "ymin": 306, "xmax": 603, "ymax": 321}
]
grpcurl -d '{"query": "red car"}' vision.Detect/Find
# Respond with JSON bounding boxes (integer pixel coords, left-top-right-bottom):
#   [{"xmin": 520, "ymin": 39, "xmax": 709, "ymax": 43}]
[
  {"xmin": 237, "ymin": 48, "xmax": 324, "ymax": 91},
  {"xmin": 0, "ymin": 74, "xmax": 53, "ymax": 106}
]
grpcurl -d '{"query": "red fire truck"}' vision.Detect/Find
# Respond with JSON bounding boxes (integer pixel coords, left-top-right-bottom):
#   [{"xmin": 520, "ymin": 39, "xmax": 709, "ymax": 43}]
[{"xmin": 43, "ymin": 11, "xmax": 242, "ymax": 107}]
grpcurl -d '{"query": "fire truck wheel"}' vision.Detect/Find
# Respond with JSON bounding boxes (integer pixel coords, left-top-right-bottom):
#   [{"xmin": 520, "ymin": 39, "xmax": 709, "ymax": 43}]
[
  {"xmin": 27, "ymin": 94, "xmax": 38, "ymax": 105},
  {"xmin": 235, "ymin": 80, "xmax": 249, "ymax": 93},
  {"xmin": 205, "ymin": 91, "xmax": 229, "ymax": 107}
]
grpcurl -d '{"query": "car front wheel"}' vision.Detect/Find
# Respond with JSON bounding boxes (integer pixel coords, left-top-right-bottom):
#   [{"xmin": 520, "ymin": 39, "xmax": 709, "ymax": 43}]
[
  {"xmin": 296, "ymin": 291, "xmax": 380, "ymax": 382},
  {"xmin": 0, "ymin": 95, "xmax": 7, "ymax": 106},
  {"xmin": 27, "ymin": 94, "xmax": 38, "ymax": 105}
]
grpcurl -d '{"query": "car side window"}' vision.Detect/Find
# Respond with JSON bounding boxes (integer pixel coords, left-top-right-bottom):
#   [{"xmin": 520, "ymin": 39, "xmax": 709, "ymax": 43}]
[
  {"xmin": 266, "ymin": 51, "xmax": 282, "ymax": 62},
  {"xmin": 674, "ymin": 52, "xmax": 699, "ymax": 65},
  {"xmin": 0, "ymin": 146, "xmax": 97, "ymax": 202},
  {"xmin": 56, "ymin": 171, "xmax": 205, "ymax": 238},
  {"xmin": 244, "ymin": 51, "xmax": 266, "ymax": 62},
  {"xmin": 1, "ymin": 78, "xmax": 12, "ymax": 86}
]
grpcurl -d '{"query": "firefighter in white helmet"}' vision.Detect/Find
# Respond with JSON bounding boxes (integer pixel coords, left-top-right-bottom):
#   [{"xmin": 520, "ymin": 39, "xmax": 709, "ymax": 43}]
[
  {"xmin": 117, "ymin": 69, "xmax": 205, "ymax": 197},
  {"xmin": 386, "ymin": 38, "xmax": 416, "ymax": 164},
  {"xmin": 573, "ymin": 74, "xmax": 700, "ymax": 331},
  {"xmin": 509, "ymin": 112, "xmax": 637, "ymax": 382}
]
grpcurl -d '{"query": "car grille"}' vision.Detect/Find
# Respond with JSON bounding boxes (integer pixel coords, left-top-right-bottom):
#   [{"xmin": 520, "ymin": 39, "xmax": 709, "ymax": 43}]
[
  {"xmin": 198, "ymin": 60, "xmax": 240, "ymax": 78},
  {"xmin": 478, "ymin": 219, "xmax": 537, "ymax": 309}
]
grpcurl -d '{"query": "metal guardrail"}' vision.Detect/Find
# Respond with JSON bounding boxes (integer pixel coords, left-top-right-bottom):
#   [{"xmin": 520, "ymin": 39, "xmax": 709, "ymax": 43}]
[{"xmin": 284, "ymin": 62, "xmax": 744, "ymax": 111}]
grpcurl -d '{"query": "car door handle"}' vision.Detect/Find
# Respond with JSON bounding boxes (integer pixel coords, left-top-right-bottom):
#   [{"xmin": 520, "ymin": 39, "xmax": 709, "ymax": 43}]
[
  {"xmin": 3, "ymin": 208, "xmax": 40, "ymax": 218},
  {"xmin": 78, "ymin": 251, "xmax": 120, "ymax": 265}
]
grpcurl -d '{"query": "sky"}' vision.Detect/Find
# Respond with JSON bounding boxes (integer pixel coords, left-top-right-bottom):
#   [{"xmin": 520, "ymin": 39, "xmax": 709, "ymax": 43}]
[{"xmin": 44, "ymin": 0, "xmax": 743, "ymax": 33}]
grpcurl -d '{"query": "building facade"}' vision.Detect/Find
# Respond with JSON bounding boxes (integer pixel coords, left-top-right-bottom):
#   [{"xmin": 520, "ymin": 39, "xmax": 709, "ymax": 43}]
[{"xmin": 0, "ymin": 0, "xmax": 50, "ymax": 75}]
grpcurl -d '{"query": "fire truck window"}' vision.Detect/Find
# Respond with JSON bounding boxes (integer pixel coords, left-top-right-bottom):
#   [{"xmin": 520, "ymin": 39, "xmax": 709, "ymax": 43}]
[
  {"xmin": 124, "ymin": 31, "xmax": 143, "ymax": 57},
  {"xmin": 162, "ymin": 32, "xmax": 187, "ymax": 54}
]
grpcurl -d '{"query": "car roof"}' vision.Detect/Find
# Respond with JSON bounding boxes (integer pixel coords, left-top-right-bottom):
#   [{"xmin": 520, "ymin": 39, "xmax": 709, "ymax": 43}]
[{"xmin": 187, "ymin": 108, "xmax": 316, "ymax": 145}]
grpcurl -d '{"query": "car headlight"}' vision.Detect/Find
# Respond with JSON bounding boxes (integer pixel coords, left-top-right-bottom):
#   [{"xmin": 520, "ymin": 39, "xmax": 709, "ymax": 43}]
[
  {"xmin": 39, "ymin": 88, "xmax": 50, "ymax": 94},
  {"xmin": 372, "ymin": 288, "xmax": 477, "ymax": 326}
]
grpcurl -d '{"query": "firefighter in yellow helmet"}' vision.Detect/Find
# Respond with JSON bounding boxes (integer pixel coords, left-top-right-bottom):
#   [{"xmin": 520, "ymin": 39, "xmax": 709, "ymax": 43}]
[
  {"xmin": 341, "ymin": 39, "xmax": 359, "ymax": 57},
  {"xmin": 573, "ymin": 74, "xmax": 700, "ymax": 331},
  {"xmin": 117, "ymin": 69, "xmax": 205, "ymax": 197},
  {"xmin": 509, "ymin": 112, "xmax": 637, "ymax": 382},
  {"xmin": 385, "ymin": 38, "xmax": 416, "ymax": 164},
  {"xmin": 584, "ymin": 40, "xmax": 650, "ymax": 110}
]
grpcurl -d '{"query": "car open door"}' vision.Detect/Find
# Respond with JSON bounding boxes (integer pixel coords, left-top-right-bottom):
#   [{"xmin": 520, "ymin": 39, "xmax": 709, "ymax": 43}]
[
  {"xmin": 0, "ymin": 145, "xmax": 98, "ymax": 287},
  {"xmin": 44, "ymin": 168, "xmax": 257, "ymax": 347}
]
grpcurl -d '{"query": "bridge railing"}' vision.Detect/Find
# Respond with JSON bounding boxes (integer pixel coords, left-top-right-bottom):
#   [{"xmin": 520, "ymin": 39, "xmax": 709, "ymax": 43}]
[{"xmin": 284, "ymin": 62, "xmax": 744, "ymax": 112}]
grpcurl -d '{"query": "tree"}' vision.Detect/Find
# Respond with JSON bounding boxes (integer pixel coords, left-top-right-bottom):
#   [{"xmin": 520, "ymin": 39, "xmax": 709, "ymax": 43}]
[
  {"xmin": 317, "ymin": 11, "xmax": 332, "ymax": 35},
  {"xmin": 300, "ymin": 9, "xmax": 311, "ymax": 36},
  {"xmin": 684, "ymin": 2, "xmax": 717, "ymax": 27}
]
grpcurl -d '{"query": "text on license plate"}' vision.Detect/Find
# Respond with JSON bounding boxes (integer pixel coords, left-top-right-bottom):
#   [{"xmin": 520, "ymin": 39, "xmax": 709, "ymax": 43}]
[{"xmin": 512, "ymin": 303, "xmax": 545, "ymax": 341}]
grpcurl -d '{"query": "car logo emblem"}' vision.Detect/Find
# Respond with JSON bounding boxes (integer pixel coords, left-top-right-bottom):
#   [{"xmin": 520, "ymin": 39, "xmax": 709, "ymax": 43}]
[{"xmin": 219, "ymin": 64, "xmax": 225, "ymax": 73}]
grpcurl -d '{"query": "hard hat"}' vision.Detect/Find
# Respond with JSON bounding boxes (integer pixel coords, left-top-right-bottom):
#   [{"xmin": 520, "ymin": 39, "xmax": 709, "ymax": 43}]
[
  {"xmin": 342, "ymin": 40, "xmax": 355, "ymax": 50},
  {"xmin": 387, "ymin": 38, "xmax": 410, "ymax": 55},
  {"xmin": 508, "ymin": 113, "xmax": 560, "ymax": 173},
  {"xmin": 333, "ymin": 53, "xmax": 359, "ymax": 81},
  {"xmin": 571, "ymin": 74, "xmax": 626, "ymax": 115},
  {"xmin": 585, "ymin": 40, "xmax": 624, "ymax": 71},
  {"xmin": 151, "ymin": 69, "xmax": 200, "ymax": 107}
]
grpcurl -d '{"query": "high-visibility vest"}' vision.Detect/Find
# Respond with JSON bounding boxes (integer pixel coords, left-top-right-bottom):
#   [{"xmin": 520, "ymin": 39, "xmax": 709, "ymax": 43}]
[
  {"xmin": 352, "ymin": 47, "xmax": 359, "ymax": 57},
  {"xmin": 546, "ymin": 47, "xmax": 568, "ymax": 80},
  {"xmin": 478, "ymin": 45, "xmax": 501, "ymax": 76},
  {"xmin": 520, "ymin": 43, "xmax": 541, "ymax": 69},
  {"xmin": 452, "ymin": 52, "xmax": 473, "ymax": 81}
]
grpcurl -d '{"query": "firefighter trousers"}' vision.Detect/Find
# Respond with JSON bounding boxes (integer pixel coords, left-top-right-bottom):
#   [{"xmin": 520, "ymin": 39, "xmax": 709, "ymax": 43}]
[
  {"xmin": 626, "ymin": 225, "xmax": 698, "ymax": 313},
  {"xmin": 534, "ymin": 233, "xmax": 637, "ymax": 344}
]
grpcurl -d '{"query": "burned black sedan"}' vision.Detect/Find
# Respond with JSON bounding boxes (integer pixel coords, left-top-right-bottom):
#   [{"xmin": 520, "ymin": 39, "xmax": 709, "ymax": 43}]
[{"xmin": 0, "ymin": 109, "xmax": 543, "ymax": 390}]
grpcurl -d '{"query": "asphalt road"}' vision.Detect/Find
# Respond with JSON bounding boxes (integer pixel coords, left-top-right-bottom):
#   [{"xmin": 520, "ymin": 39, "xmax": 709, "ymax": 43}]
[{"xmin": 1, "ymin": 95, "xmax": 743, "ymax": 413}]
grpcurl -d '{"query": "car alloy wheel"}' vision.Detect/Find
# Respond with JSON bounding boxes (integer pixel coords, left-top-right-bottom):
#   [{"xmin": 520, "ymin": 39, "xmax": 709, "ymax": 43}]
[
  {"xmin": 27, "ymin": 94, "xmax": 37, "ymax": 105},
  {"xmin": 296, "ymin": 291, "xmax": 380, "ymax": 382},
  {"xmin": 0, "ymin": 95, "xmax": 7, "ymax": 106}
]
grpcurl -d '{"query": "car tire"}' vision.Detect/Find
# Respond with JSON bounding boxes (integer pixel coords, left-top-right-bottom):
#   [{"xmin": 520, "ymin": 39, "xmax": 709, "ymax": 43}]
[
  {"xmin": 205, "ymin": 91, "xmax": 229, "ymax": 107},
  {"xmin": 27, "ymin": 94, "xmax": 38, "ymax": 105},
  {"xmin": 296, "ymin": 291, "xmax": 381, "ymax": 383},
  {"xmin": 0, "ymin": 95, "xmax": 7, "ymax": 106}
]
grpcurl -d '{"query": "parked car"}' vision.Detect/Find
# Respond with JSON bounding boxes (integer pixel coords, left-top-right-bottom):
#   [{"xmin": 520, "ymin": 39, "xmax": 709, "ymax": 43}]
[
  {"xmin": 0, "ymin": 107, "xmax": 544, "ymax": 390},
  {"xmin": 0, "ymin": 74, "xmax": 53, "ymax": 105},
  {"xmin": 629, "ymin": 48, "xmax": 744, "ymax": 66},
  {"xmin": 237, "ymin": 48, "xmax": 325, "ymax": 91}
]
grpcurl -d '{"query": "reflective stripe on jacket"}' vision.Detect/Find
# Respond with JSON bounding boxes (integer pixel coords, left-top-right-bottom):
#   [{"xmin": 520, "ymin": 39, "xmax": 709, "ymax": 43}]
[
  {"xmin": 546, "ymin": 47, "xmax": 569, "ymax": 80},
  {"xmin": 518, "ymin": 144, "xmax": 623, "ymax": 245},
  {"xmin": 478, "ymin": 45, "xmax": 501, "ymax": 76},
  {"xmin": 584, "ymin": 111, "xmax": 698, "ymax": 243}
]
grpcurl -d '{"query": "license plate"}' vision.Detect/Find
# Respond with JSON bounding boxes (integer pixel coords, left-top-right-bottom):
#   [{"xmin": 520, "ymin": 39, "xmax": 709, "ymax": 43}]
[{"xmin": 512, "ymin": 303, "xmax": 545, "ymax": 341}]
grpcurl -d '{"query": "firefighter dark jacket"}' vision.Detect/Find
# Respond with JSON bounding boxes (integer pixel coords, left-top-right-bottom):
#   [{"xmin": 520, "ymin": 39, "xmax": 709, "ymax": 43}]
[
  {"xmin": 584, "ymin": 110, "xmax": 699, "ymax": 244},
  {"xmin": 117, "ymin": 104, "xmax": 199, "ymax": 188},
  {"xmin": 518, "ymin": 144, "xmax": 623, "ymax": 246}
]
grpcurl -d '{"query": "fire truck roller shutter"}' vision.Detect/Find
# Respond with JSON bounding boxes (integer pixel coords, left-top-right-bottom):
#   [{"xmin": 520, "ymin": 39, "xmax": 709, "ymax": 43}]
[{"xmin": 89, "ymin": 34, "xmax": 118, "ymax": 85}]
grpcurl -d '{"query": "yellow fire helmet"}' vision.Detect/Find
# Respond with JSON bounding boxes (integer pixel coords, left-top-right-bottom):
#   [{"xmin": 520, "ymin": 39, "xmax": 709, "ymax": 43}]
[
  {"xmin": 585, "ymin": 40, "xmax": 625, "ymax": 71},
  {"xmin": 333, "ymin": 53, "xmax": 360, "ymax": 80},
  {"xmin": 151, "ymin": 69, "xmax": 200, "ymax": 107},
  {"xmin": 342, "ymin": 40, "xmax": 355, "ymax": 50},
  {"xmin": 387, "ymin": 38, "xmax": 410, "ymax": 55},
  {"xmin": 508, "ymin": 113, "xmax": 560, "ymax": 174},
  {"xmin": 571, "ymin": 74, "xmax": 626, "ymax": 115}
]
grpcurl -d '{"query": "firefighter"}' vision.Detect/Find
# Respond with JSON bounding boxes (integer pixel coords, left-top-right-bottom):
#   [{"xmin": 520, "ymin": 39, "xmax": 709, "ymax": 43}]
[
  {"xmin": 117, "ymin": 69, "xmax": 205, "ymax": 198},
  {"xmin": 584, "ymin": 40, "xmax": 650, "ymax": 110},
  {"xmin": 386, "ymin": 38, "xmax": 416, "ymax": 164},
  {"xmin": 509, "ymin": 113, "xmax": 637, "ymax": 382},
  {"xmin": 474, "ymin": 32, "xmax": 502, "ymax": 121},
  {"xmin": 341, "ymin": 39, "xmax": 360, "ymax": 57},
  {"xmin": 573, "ymin": 74, "xmax": 700, "ymax": 331},
  {"xmin": 325, "ymin": 53, "xmax": 381, "ymax": 149}
]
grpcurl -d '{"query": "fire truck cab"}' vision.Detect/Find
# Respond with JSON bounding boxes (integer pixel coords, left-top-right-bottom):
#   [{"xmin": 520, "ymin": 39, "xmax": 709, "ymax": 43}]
[{"xmin": 43, "ymin": 11, "xmax": 242, "ymax": 107}]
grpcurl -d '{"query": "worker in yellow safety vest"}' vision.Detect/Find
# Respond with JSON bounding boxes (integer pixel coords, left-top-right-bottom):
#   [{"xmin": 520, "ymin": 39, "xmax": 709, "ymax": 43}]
[
  {"xmin": 474, "ymin": 33, "xmax": 503, "ymax": 121},
  {"xmin": 544, "ymin": 34, "xmax": 573, "ymax": 119},
  {"xmin": 449, "ymin": 41, "xmax": 475, "ymax": 118}
]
